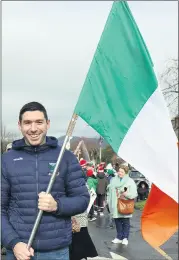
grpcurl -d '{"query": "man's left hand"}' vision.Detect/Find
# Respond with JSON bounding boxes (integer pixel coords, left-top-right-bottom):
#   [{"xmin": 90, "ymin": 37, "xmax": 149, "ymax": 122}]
[{"xmin": 38, "ymin": 192, "xmax": 57, "ymax": 212}]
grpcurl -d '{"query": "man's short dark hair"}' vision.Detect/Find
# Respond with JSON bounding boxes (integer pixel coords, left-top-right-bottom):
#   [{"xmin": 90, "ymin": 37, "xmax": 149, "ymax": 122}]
[{"xmin": 19, "ymin": 102, "xmax": 48, "ymax": 122}]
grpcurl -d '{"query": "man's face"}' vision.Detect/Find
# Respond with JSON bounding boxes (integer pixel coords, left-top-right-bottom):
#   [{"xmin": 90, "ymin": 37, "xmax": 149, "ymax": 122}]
[{"xmin": 18, "ymin": 111, "xmax": 50, "ymax": 146}]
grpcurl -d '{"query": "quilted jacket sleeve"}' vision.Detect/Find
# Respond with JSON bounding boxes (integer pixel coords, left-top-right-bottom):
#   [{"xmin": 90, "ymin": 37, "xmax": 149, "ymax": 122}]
[
  {"xmin": 1, "ymin": 156, "xmax": 21, "ymax": 249},
  {"xmin": 125, "ymin": 179, "xmax": 138, "ymax": 199},
  {"xmin": 55, "ymin": 152, "xmax": 90, "ymax": 216}
]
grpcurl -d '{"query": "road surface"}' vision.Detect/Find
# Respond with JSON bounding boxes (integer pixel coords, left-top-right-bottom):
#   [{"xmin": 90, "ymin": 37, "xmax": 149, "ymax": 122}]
[{"xmin": 2, "ymin": 209, "xmax": 178, "ymax": 260}]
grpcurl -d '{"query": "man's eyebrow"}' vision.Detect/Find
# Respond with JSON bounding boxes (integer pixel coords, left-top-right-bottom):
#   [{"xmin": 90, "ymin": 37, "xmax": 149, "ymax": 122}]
[
  {"xmin": 23, "ymin": 119, "xmax": 44, "ymax": 122},
  {"xmin": 23, "ymin": 120, "xmax": 31, "ymax": 123}
]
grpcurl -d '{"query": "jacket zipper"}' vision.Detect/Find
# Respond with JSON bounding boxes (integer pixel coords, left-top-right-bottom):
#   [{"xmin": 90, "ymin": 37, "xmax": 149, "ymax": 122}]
[
  {"xmin": 35, "ymin": 148, "xmax": 39, "ymax": 250},
  {"xmin": 35, "ymin": 151, "xmax": 38, "ymax": 197}
]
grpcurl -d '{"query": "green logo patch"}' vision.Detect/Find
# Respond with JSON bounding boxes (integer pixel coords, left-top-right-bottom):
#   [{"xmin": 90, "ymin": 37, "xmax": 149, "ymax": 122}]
[
  {"xmin": 48, "ymin": 163, "xmax": 56, "ymax": 173},
  {"xmin": 48, "ymin": 162, "xmax": 59, "ymax": 176}
]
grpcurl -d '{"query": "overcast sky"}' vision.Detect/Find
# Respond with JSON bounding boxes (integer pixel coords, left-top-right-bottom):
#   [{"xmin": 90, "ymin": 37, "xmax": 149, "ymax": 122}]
[{"xmin": 2, "ymin": 1, "xmax": 178, "ymax": 138}]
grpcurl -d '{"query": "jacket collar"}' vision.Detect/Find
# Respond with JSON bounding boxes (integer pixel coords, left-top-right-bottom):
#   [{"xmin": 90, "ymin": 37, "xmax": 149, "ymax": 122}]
[
  {"xmin": 12, "ymin": 136, "xmax": 58, "ymax": 153},
  {"xmin": 113, "ymin": 174, "xmax": 129, "ymax": 188}
]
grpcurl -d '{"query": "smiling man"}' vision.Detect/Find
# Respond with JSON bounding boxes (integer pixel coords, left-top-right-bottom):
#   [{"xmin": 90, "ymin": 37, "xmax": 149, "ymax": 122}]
[
  {"xmin": 19, "ymin": 109, "xmax": 50, "ymax": 146},
  {"xmin": 1, "ymin": 101, "xmax": 90, "ymax": 260}
]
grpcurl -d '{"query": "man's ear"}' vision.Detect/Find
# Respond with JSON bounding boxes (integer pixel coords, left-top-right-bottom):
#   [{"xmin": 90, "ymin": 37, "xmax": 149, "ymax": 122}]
[
  {"xmin": 18, "ymin": 121, "xmax": 22, "ymax": 131},
  {"xmin": 47, "ymin": 119, "xmax": 50, "ymax": 130}
]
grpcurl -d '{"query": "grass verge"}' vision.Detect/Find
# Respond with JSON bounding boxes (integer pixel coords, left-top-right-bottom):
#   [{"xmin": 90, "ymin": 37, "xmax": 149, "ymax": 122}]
[{"xmin": 135, "ymin": 200, "xmax": 146, "ymax": 210}]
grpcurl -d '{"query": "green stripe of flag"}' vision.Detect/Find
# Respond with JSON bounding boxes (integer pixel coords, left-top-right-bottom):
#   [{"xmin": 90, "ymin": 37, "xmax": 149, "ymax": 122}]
[{"xmin": 74, "ymin": 1, "xmax": 158, "ymax": 152}]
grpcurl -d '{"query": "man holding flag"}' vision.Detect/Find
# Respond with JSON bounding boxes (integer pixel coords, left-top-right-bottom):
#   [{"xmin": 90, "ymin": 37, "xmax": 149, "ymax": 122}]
[{"xmin": 1, "ymin": 102, "xmax": 90, "ymax": 260}]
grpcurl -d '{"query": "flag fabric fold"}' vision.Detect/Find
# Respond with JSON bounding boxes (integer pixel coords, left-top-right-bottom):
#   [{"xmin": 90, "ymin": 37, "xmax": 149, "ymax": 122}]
[
  {"xmin": 74, "ymin": 0, "xmax": 178, "ymax": 248},
  {"xmin": 142, "ymin": 184, "xmax": 178, "ymax": 248}
]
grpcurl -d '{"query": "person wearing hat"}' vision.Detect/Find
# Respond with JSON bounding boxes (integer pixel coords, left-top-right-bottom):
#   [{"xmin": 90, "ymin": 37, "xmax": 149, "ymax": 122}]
[
  {"xmin": 79, "ymin": 158, "xmax": 87, "ymax": 169},
  {"xmin": 87, "ymin": 169, "xmax": 98, "ymax": 221},
  {"xmin": 79, "ymin": 159, "xmax": 88, "ymax": 180}
]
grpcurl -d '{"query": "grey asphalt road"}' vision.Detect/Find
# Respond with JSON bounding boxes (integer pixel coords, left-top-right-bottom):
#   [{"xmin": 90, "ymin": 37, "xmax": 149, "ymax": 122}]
[
  {"xmin": 2, "ymin": 209, "xmax": 178, "ymax": 260},
  {"xmin": 88, "ymin": 209, "xmax": 178, "ymax": 260}
]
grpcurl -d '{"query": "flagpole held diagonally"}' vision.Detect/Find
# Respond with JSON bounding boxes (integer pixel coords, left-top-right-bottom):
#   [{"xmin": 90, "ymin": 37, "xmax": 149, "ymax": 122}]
[
  {"xmin": 27, "ymin": 113, "xmax": 78, "ymax": 250},
  {"xmin": 154, "ymin": 247, "xmax": 173, "ymax": 260}
]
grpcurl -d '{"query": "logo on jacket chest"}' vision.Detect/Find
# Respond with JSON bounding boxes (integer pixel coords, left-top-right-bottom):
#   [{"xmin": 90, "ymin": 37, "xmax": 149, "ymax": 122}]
[{"xmin": 48, "ymin": 163, "xmax": 59, "ymax": 176}]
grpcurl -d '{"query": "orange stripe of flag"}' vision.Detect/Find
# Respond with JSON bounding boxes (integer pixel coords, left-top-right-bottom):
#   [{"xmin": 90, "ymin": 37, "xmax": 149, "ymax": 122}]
[{"xmin": 141, "ymin": 184, "xmax": 178, "ymax": 247}]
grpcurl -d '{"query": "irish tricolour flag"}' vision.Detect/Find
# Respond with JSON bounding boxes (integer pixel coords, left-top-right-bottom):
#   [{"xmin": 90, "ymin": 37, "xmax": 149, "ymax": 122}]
[{"xmin": 74, "ymin": 1, "xmax": 178, "ymax": 250}]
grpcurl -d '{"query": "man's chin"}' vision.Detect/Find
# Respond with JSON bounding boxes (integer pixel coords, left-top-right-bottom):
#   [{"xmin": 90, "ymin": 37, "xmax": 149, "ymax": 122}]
[{"xmin": 27, "ymin": 138, "xmax": 42, "ymax": 146}]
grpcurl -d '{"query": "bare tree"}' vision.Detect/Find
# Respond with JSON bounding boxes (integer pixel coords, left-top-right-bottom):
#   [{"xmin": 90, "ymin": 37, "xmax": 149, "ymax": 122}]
[
  {"xmin": 90, "ymin": 148, "xmax": 100, "ymax": 164},
  {"xmin": 161, "ymin": 59, "xmax": 178, "ymax": 116},
  {"xmin": 1, "ymin": 124, "xmax": 20, "ymax": 153}
]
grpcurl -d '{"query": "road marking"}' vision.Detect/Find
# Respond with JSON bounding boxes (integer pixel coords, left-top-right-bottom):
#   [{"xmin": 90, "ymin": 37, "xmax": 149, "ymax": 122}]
[
  {"xmin": 110, "ymin": 252, "xmax": 128, "ymax": 259},
  {"xmin": 88, "ymin": 252, "xmax": 128, "ymax": 260},
  {"xmin": 88, "ymin": 257, "xmax": 112, "ymax": 259}
]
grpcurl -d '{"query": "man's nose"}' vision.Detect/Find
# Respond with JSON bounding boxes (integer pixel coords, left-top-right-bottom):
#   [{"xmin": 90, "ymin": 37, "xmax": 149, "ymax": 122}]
[{"xmin": 31, "ymin": 123, "xmax": 38, "ymax": 132}]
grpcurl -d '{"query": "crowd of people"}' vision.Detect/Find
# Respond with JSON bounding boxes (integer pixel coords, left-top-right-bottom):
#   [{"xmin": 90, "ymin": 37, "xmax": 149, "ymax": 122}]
[
  {"xmin": 1, "ymin": 101, "xmax": 140, "ymax": 260},
  {"xmin": 78, "ymin": 159, "xmax": 138, "ymax": 247}
]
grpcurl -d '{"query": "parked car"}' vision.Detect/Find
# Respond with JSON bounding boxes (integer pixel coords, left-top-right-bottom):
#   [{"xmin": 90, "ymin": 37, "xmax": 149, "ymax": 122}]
[{"xmin": 129, "ymin": 170, "xmax": 151, "ymax": 201}]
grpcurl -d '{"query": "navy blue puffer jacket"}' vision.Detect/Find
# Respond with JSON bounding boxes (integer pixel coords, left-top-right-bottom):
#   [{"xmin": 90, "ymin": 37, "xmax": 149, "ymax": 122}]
[{"xmin": 1, "ymin": 137, "xmax": 90, "ymax": 251}]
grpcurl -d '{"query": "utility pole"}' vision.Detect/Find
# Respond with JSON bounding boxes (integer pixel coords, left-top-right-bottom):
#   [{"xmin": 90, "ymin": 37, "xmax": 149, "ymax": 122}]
[
  {"xmin": 99, "ymin": 135, "xmax": 103, "ymax": 163},
  {"xmin": 99, "ymin": 146, "xmax": 102, "ymax": 163}
]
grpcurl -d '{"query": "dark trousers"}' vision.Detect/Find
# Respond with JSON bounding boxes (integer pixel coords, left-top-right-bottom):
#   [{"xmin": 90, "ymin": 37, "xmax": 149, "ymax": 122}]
[
  {"xmin": 96, "ymin": 194, "xmax": 105, "ymax": 212},
  {"xmin": 89, "ymin": 205, "xmax": 94, "ymax": 219},
  {"xmin": 114, "ymin": 218, "xmax": 130, "ymax": 240}
]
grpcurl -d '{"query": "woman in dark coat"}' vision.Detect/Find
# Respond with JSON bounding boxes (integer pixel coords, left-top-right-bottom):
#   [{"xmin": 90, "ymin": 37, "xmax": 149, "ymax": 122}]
[
  {"xmin": 70, "ymin": 182, "xmax": 98, "ymax": 260},
  {"xmin": 70, "ymin": 211, "xmax": 98, "ymax": 260},
  {"xmin": 137, "ymin": 181, "xmax": 149, "ymax": 201}
]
